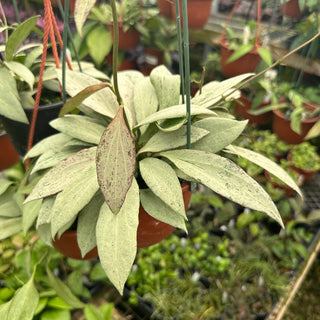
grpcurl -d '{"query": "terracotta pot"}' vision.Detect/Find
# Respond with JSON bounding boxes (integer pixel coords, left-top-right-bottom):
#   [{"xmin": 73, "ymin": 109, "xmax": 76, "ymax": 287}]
[
  {"xmin": 110, "ymin": 24, "xmax": 140, "ymax": 50},
  {"xmin": 272, "ymin": 102, "xmax": 320, "ymax": 145},
  {"xmin": 158, "ymin": 0, "xmax": 173, "ymax": 19},
  {"xmin": 220, "ymin": 39, "xmax": 261, "ymax": 78},
  {"xmin": 171, "ymin": 0, "xmax": 213, "ymax": 29},
  {"xmin": 234, "ymin": 94, "xmax": 272, "ymax": 126},
  {"xmin": 53, "ymin": 183, "xmax": 192, "ymax": 259},
  {"xmin": 280, "ymin": 0, "xmax": 301, "ymax": 18},
  {"xmin": 0, "ymin": 132, "xmax": 20, "ymax": 171},
  {"xmin": 106, "ymin": 54, "xmax": 137, "ymax": 71}
]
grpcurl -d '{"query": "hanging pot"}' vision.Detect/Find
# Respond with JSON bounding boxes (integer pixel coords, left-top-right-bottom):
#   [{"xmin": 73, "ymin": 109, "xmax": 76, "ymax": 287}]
[
  {"xmin": 272, "ymin": 102, "xmax": 320, "ymax": 145},
  {"xmin": 280, "ymin": 0, "xmax": 302, "ymax": 19},
  {"xmin": 158, "ymin": 0, "xmax": 173, "ymax": 19},
  {"xmin": 234, "ymin": 94, "xmax": 272, "ymax": 126},
  {"xmin": 0, "ymin": 101, "xmax": 63, "ymax": 156},
  {"xmin": 171, "ymin": 0, "xmax": 213, "ymax": 29},
  {"xmin": 53, "ymin": 183, "xmax": 192, "ymax": 260},
  {"xmin": 0, "ymin": 132, "xmax": 20, "ymax": 171},
  {"xmin": 110, "ymin": 23, "xmax": 140, "ymax": 50}
]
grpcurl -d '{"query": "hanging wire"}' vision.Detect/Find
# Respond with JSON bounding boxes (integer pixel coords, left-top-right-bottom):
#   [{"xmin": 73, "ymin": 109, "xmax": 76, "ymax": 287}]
[{"xmin": 61, "ymin": 0, "xmax": 69, "ymax": 104}]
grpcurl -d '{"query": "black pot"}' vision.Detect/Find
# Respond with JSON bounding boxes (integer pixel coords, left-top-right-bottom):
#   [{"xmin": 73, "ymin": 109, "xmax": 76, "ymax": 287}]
[{"xmin": 0, "ymin": 101, "xmax": 63, "ymax": 156}]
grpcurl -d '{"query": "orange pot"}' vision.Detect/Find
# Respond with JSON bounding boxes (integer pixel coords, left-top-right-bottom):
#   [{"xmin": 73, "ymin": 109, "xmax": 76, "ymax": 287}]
[
  {"xmin": 0, "ymin": 132, "xmax": 20, "ymax": 171},
  {"xmin": 110, "ymin": 24, "xmax": 140, "ymax": 50},
  {"xmin": 158, "ymin": 0, "xmax": 173, "ymax": 19},
  {"xmin": 280, "ymin": 0, "xmax": 302, "ymax": 18}
]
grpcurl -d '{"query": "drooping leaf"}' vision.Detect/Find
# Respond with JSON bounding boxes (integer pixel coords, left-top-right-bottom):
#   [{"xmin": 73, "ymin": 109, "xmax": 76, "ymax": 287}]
[
  {"xmin": 226, "ymin": 43, "xmax": 254, "ymax": 63},
  {"xmin": 51, "ymin": 160, "xmax": 99, "ymax": 238},
  {"xmin": 25, "ymin": 147, "xmax": 97, "ymax": 202},
  {"xmin": 4, "ymin": 61, "xmax": 35, "ymax": 90},
  {"xmin": 0, "ymin": 217, "xmax": 23, "ymax": 240},
  {"xmin": 160, "ymin": 149, "xmax": 284, "ymax": 227},
  {"xmin": 138, "ymin": 125, "xmax": 209, "ymax": 154},
  {"xmin": 36, "ymin": 197, "xmax": 55, "ymax": 228},
  {"xmin": 258, "ymin": 47, "xmax": 273, "ymax": 66},
  {"xmin": 96, "ymin": 106, "xmax": 136, "ymax": 214},
  {"xmin": 191, "ymin": 118, "xmax": 248, "ymax": 153},
  {"xmin": 305, "ymin": 119, "xmax": 320, "ymax": 140},
  {"xmin": 224, "ymin": 145, "xmax": 302, "ymax": 197},
  {"xmin": 22, "ymin": 199, "xmax": 42, "ymax": 235},
  {"xmin": 96, "ymin": 179, "xmax": 140, "ymax": 295},
  {"xmin": 46, "ymin": 264, "xmax": 85, "ymax": 309},
  {"xmin": 50, "ymin": 115, "xmax": 106, "ymax": 145},
  {"xmin": 74, "ymin": 0, "xmax": 97, "ymax": 36}
]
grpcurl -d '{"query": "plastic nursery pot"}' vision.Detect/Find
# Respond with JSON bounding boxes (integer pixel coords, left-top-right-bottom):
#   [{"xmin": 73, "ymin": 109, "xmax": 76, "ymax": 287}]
[
  {"xmin": 0, "ymin": 132, "xmax": 20, "ymax": 171},
  {"xmin": 53, "ymin": 231, "xmax": 99, "ymax": 260},
  {"xmin": 234, "ymin": 94, "xmax": 272, "ymax": 126},
  {"xmin": 137, "ymin": 182, "xmax": 192, "ymax": 248},
  {"xmin": 158, "ymin": 0, "xmax": 172, "ymax": 19},
  {"xmin": 171, "ymin": 0, "xmax": 213, "ymax": 29},
  {"xmin": 272, "ymin": 102, "xmax": 320, "ymax": 145},
  {"xmin": 220, "ymin": 39, "xmax": 261, "ymax": 78},
  {"xmin": 0, "ymin": 101, "xmax": 63, "ymax": 156},
  {"xmin": 110, "ymin": 23, "xmax": 140, "ymax": 50},
  {"xmin": 280, "ymin": 0, "xmax": 302, "ymax": 18}
]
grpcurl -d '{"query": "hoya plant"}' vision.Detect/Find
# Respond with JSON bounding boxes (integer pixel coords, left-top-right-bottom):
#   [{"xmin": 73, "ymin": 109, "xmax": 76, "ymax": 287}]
[{"xmin": 21, "ymin": 64, "xmax": 301, "ymax": 295}]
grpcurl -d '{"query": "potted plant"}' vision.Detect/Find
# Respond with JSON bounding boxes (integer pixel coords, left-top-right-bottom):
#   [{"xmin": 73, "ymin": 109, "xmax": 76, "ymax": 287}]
[
  {"xmin": 280, "ymin": 0, "xmax": 303, "ymax": 19},
  {"xmin": 288, "ymin": 142, "xmax": 320, "ymax": 181}
]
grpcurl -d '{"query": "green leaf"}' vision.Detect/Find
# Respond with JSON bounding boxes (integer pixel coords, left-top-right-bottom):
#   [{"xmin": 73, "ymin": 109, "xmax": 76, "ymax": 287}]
[
  {"xmin": 304, "ymin": 119, "xmax": 320, "ymax": 140},
  {"xmin": 290, "ymin": 107, "xmax": 303, "ymax": 134},
  {"xmin": 226, "ymin": 43, "xmax": 254, "ymax": 63},
  {"xmin": 51, "ymin": 160, "xmax": 99, "ymax": 238},
  {"xmin": 5, "ymin": 16, "xmax": 39, "ymax": 61},
  {"xmin": 34, "ymin": 297, "xmax": 48, "ymax": 315},
  {"xmin": 191, "ymin": 118, "xmax": 248, "ymax": 153},
  {"xmin": 100, "ymin": 303, "xmax": 114, "ymax": 320},
  {"xmin": 138, "ymin": 125, "xmax": 208, "ymax": 154},
  {"xmin": 140, "ymin": 189, "xmax": 187, "ymax": 230},
  {"xmin": 257, "ymin": 47, "xmax": 272, "ymax": 66},
  {"xmin": 4, "ymin": 61, "xmax": 35, "ymax": 90},
  {"xmin": 22, "ymin": 199, "xmax": 42, "ymax": 235},
  {"xmin": 0, "ymin": 217, "xmax": 23, "ymax": 240},
  {"xmin": 156, "ymin": 118, "xmax": 186, "ymax": 132},
  {"xmin": 25, "ymin": 147, "xmax": 97, "ymax": 203},
  {"xmin": 150, "ymin": 65, "xmax": 180, "ymax": 110},
  {"xmin": 46, "ymin": 264, "xmax": 85, "ymax": 309},
  {"xmin": 0, "ymin": 179, "xmax": 14, "ymax": 195},
  {"xmin": 139, "ymin": 158, "xmax": 187, "ymax": 219},
  {"xmin": 0, "ymin": 67, "xmax": 28, "ymax": 123},
  {"xmin": 225, "ymin": 145, "xmax": 302, "ymax": 197},
  {"xmin": 77, "ymin": 193, "xmax": 105, "ymax": 258},
  {"xmin": 0, "ymin": 189, "xmax": 22, "ymax": 218},
  {"xmin": 50, "ymin": 115, "xmax": 106, "ymax": 145},
  {"xmin": 160, "ymin": 149, "xmax": 284, "ymax": 228},
  {"xmin": 135, "ymin": 105, "xmax": 217, "ymax": 129},
  {"xmin": 96, "ymin": 179, "xmax": 140, "ymax": 295},
  {"xmin": 40, "ymin": 309, "xmax": 71, "ymax": 320},
  {"xmin": 24, "ymin": 45, "xmax": 43, "ymax": 69},
  {"xmin": 0, "ymin": 300, "xmax": 11, "ymax": 319},
  {"xmin": 7, "ymin": 272, "xmax": 39, "ymax": 320},
  {"xmin": 47, "ymin": 296, "xmax": 73, "ymax": 310},
  {"xmin": 96, "ymin": 107, "xmax": 136, "ymax": 214},
  {"xmin": 84, "ymin": 304, "xmax": 104, "ymax": 320},
  {"xmin": 59, "ymin": 82, "xmax": 112, "ymax": 117},
  {"xmin": 74, "ymin": 0, "xmax": 97, "ymax": 36}
]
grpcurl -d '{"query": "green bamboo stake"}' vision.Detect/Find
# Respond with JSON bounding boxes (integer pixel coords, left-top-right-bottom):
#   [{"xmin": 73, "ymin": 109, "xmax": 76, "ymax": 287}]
[
  {"xmin": 12, "ymin": 0, "xmax": 21, "ymax": 24},
  {"xmin": 61, "ymin": 0, "xmax": 69, "ymax": 104}
]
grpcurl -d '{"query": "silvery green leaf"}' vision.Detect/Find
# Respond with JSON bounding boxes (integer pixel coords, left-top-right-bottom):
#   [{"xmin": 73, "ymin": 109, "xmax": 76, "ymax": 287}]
[
  {"xmin": 4, "ymin": 61, "xmax": 35, "ymax": 91},
  {"xmin": 305, "ymin": 119, "xmax": 320, "ymax": 140},
  {"xmin": 24, "ymin": 45, "xmax": 43, "ymax": 69},
  {"xmin": 138, "ymin": 125, "xmax": 209, "ymax": 154},
  {"xmin": 0, "ymin": 179, "xmax": 14, "ymax": 195},
  {"xmin": 37, "ymin": 224, "xmax": 52, "ymax": 247},
  {"xmin": 50, "ymin": 115, "xmax": 106, "ymax": 145},
  {"xmin": 225, "ymin": 145, "xmax": 302, "ymax": 197},
  {"xmin": 191, "ymin": 118, "xmax": 248, "ymax": 153},
  {"xmin": 96, "ymin": 107, "xmax": 136, "ymax": 214},
  {"xmin": 140, "ymin": 189, "xmax": 187, "ymax": 230},
  {"xmin": 156, "ymin": 118, "xmax": 186, "ymax": 132},
  {"xmin": 25, "ymin": 147, "xmax": 97, "ymax": 202},
  {"xmin": 22, "ymin": 199, "xmax": 42, "ymax": 234},
  {"xmin": 77, "ymin": 192, "xmax": 105, "ymax": 258},
  {"xmin": 139, "ymin": 158, "xmax": 186, "ymax": 219},
  {"xmin": 74, "ymin": 0, "xmax": 97, "ymax": 36},
  {"xmin": 160, "ymin": 149, "xmax": 284, "ymax": 228},
  {"xmin": 115, "ymin": 70, "xmax": 144, "ymax": 84},
  {"xmin": 56, "ymin": 69, "xmax": 118, "ymax": 118},
  {"xmin": 51, "ymin": 160, "xmax": 99, "ymax": 238},
  {"xmin": 96, "ymin": 179, "xmax": 140, "ymax": 295},
  {"xmin": 135, "ymin": 104, "xmax": 217, "ymax": 129},
  {"xmin": 0, "ymin": 189, "xmax": 22, "ymax": 218},
  {"xmin": 0, "ymin": 217, "xmax": 22, "ymax": 241},
  {"xmin": 37, "ymin": 197, "xmax": 55, "ymax": 227},
  {"xmin": 150, "ymin": 65, "xmax": 180, "ymax": 110}
]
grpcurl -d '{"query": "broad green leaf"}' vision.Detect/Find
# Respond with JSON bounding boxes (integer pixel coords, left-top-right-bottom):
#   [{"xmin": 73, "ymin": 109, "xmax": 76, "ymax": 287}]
[
  {"xmin": 74, "ymin": 0, "xmax": 97, "ymax": 36},
  {"xmin": 224, "ymin": 145, "xmax": 302, "ymax": 197},
  {"xmin": 191, "ymin": 118, "xmax": 248, "ymax": 153},
  {"xmin": 0, "ymin": 67, "xmax": 28, "ymax": 123},
  {"xmin": 290, "ymin": 107, "xmax": 303, "ymax": 134},
  {"xmin": 305, "ymin": 119, "xmax": 320, "ymax": 140},
  {"xmin": 24, "ymin": 45, "xmax": 43, "ymax": 69},
  {"xmin": 37, "ymin": 223, "xmax": 52, "ymax": 247},
  {"xmin": 0, "ymin": 217, "xmax": 22, "ymax": 240},
  {"xmin": 34, "ymin": 297, "xmax": 48, "ymax": 315},
  {"xmin": 96, "ymin": 179, "xmax": 140, "ymax": 295},
  {"xmin": 40, "ymin": 308, "xmax": 71, "ymax": 320},
  {"xmin": 156, "ymin": 117, "xmax": 186, "ymax": 132},
  {"xmin": 59, "ymin": 82, "xmax": 112, "ymax": 117},
  {"xmin": 140, "ymin": 189, "xmax": 187, "ymax": 230},
  {"xmin": 46, "ymin": 264, "xmax": 85, "ymax": 309},
  {"xmin": 138, "ymin": 125, "xmax": 208, "ymax": 154},
  {"xmin": 22, "ymin": 199, "xmax": 42, "ymax": 234},
  {"xmin": 116, "ymin": 70, "xmax": 145, "ymax": 85},
  {"xmin": 25, "ymin": 147, "xmax": 97, "ymax": 202},
  {"xmin": 96, "ymin": 107, "xmax": 136, "ymax": 214},
  {"xmin": 4, "ymin": 61, "xmax": 35, "ymax": 90},
  {"xmin": 84, "ymin": 304, "xmax": 104, "ymax": 320},
  {"xmin": 99, "ymin": 303, "xmax": 114, "ymax": 319},
  {"xmin": 258, "ymin": 47, "xmax": 273, "ymax": 66},
  {"xmin": 77, "ymin": 193, "xmax": 105, "ymax": 258},
  {"xmin": 51, "ymin": 160, "xmax": 99, "ymax": 238},
  {"xmin": 7, "ymin": 272, "xmax": 39, "ymax": 320},
  {"xmin": 0, "ymin": 179, "xmax": 13, "ymax": 195},
  {"xmin": 50, "ymin": 115, "xmax": 106, "ymax": 145},
  {"xmin": 135, "ymin": 104, "xmax": 217, "ymax": 129},
  {"xmin": 56, "ymin": 69, "xmax": 118, "ymax": 118},
  {"xmin": 226, "ymin": 43, "xmax": 254, "ymax": 63},
  {"xmin": 139, "ymin": 158, "xmax": 186, "ymax": 218},
  {"xmin": 0, "ymin": 189, "xmax": 22, "ymax": 218},
  {"xmin": 0, "ymin": 300, "xmax": 11, "ymax": 319},
  {"xmin": 5, "ymin": 16, "xmax": 39, "ymax": 61},
  {"xmin": 150, "ymin": 65, "xmax": 180, "ymax": 110},
  {"xmin": 160, "ymin": 149, "xmax": 284, "ymax": 227},
  {"xmin": 36, "ymin": 197, "xmax": 55, "ymax": 227},
  {"xmin": 47, "ymin": 296, "xmax": 73, "ymax": 310}
]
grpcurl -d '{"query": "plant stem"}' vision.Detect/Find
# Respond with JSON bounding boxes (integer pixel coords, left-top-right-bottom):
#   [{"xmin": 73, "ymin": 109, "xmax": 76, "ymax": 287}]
[
  {"xmin": 110, "ymin": 0, "xmax": 123, "ymax": 106},
  {"xmin": 62, "ymin": 0, "xmax": 69, "ymax": 104},
  {"xmin": 12, "ymin": 0, "xmax": 21, "ymax": 23}
]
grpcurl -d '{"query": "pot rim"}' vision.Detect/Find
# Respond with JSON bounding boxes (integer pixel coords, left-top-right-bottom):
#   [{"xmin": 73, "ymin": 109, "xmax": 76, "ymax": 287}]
[{"xmin": 23, "ymin": 100, "xmax": 64, "ymax": 112}]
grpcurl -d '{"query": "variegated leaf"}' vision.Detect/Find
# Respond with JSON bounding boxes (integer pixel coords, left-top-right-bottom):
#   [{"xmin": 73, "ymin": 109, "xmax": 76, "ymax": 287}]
[
  {"xmin": 22, "ymin": 199, "xmax": 42, "ymax": 235},
  {"xmin": 74, "ymin": 0, "xmax": 97, "ymax": 36}
]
